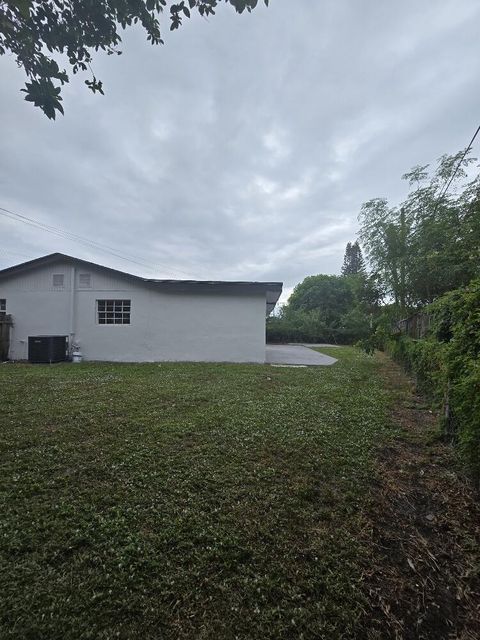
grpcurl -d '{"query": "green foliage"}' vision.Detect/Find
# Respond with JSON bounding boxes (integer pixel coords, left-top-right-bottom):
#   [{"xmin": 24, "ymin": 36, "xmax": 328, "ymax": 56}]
[
  {"xmin": 0, "ymin": 348, "xmax": 390, "ymax": 639},
  {"xmin": 346, "ymin": 272, "xmax": 384, "ymax": 311},
  {"xmin": 267, "ymin": 308, "xmax": 331, "ymax": 343},
  {"xmin": 0, "ymin": 0, "xmax": 268, "ymax": 118},
  {"xmin": 268, "ymin": 272, "xmax": 383, "ymax": 345},
  {"xmin": 268, "ymin": 273, "xmax": 377, "ymax": 345},
  {"xmin": 385, "ymin": 280, "xmax": 480, "ymax": 481},
  {"xmin": 288, "ymin": 274, "xmax": 354, "ymax": 320},
  {"xmin": 339, "ymin": 306, "xmax": 371, "ymax": 342},
  {"xmin": 358, "ymin": 151, "xmax": 480, "ymax": 481},
  {"xmin": 359, "ymin": 201, "xmax": 410, "ymax": 310},
  {"xmin": 432, "ymin": 281, "xmax": 480, "ymax": 477},
  {"xmin": 359, "ymin": 153, "xmax": 480, "ymax": 308},
  {"xmin": 385, "ymin": 334, "xmax": 447, "ymax": 397},
  {"xmin": 341, "ymin": 240, "xmax": 366, "ymax": 276},
  {"xmin": 355, "ymin": 335, "xmax": 376, "ymax": 356}
]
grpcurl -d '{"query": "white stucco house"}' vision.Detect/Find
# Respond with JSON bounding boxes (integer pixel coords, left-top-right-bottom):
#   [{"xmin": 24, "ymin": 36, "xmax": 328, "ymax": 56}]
[{"xmin": 0, "ymin": 253, "xmax": 282, "ymax": 363}]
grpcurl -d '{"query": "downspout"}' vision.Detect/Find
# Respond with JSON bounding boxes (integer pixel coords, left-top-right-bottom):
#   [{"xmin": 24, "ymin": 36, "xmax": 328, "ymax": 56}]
[{"xmin": 69, "ymin": 264, "xmax": 76, "ymax": 355}]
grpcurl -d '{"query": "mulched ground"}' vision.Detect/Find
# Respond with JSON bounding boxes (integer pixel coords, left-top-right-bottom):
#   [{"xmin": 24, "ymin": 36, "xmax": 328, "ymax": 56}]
[{"xmin": 360, "ymin": 354, "xmax": 480, "ymax": 640}]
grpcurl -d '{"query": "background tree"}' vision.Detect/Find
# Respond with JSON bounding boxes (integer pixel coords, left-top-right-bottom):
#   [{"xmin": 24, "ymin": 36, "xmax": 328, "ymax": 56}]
[
  {"xmin": 0, "ymin": 0, "xmax": 268, "ymax": 119},
  {"xmin": 404, "ymin": 154, "xmax": 480, "ymax": 304},
  {"xmin": 341, "ymin": 240, "xmax": 366, "ymax": 276},
  {"xmin": 268, "ymin": 273, "xmax": 372, "ymax": 344},
  {"xmin": 358, "ymin": 199, "xmax": 411, "ymax": 312},
  {"xmin": 359, "ymin": 151, "xmax": 480, "ymax": 311},
  {"xmin": 287, "ymin": 274, "xmax": 354, "ymax": 325},
  {"xmin": 269, "ymin": 146, "xmax": 480, "ymax": 346}
]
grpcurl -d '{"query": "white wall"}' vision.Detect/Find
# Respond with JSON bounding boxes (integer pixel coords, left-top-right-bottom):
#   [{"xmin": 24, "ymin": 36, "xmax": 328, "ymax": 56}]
[
  {"xmin": 0, "ymin": 262, "xmax": 267, "ymax": 363},
  {"xmin": 0, "ymin": 261, "xmax": 74, "ymax": 361}
]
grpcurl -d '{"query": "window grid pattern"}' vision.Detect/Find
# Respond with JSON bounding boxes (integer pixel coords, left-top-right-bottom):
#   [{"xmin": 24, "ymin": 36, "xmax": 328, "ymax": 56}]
[
  {"xmin": 97, "ymin": 300, "xmax": 131, "ymax": 325},
  {"xmin": 0, "ymin": 299, "xmax": 5, "ymax": 311}
]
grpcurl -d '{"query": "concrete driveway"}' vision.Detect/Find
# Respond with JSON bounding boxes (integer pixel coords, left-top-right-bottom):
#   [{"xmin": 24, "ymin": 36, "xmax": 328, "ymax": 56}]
[{"xmin": 266, "ymin": 344, "xmax": 337, "ymax": 366}]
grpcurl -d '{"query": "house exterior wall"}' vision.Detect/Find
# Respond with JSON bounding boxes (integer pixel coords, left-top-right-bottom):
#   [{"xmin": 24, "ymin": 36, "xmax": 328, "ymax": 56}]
[
  {"xmin": 0, "ymin": 262, "xmax": 267, "ymax": 363},
  {"xmin": 0, "ymin": 261, "xmax": 74, "ymax": 361}
]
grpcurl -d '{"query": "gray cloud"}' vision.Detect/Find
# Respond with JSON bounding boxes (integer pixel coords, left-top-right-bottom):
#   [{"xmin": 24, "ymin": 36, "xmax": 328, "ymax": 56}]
[{"xmin": 1, "ymin": 0, "xmax": 480, "ymax": 303}]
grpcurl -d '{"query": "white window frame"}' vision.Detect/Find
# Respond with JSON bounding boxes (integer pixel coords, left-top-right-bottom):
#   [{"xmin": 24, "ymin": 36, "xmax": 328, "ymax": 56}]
[
  {"xmin": 97, "ymin": 299, "xmax": 131, "ymax": 325},
  {"xmin": 0, "ymin": 299, "xmax": 5, "ymax": 317}
]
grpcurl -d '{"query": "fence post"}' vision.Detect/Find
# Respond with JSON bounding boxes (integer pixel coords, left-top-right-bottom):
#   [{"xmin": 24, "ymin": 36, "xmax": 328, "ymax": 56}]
[{"xmin": 443, "ymin": 377, "xmax": 455, "ymax": 439}]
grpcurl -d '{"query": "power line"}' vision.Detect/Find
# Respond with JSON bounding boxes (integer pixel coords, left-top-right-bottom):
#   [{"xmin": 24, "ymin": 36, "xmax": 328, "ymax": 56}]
[
  {"xmin": 0, "ymin": 206, "xmax": 183, "ymax": 273},
  {"xmin": 0, "ymin": 206, "xmax": 159, "ymax": 270},
  {"xmin": 0, "ymin": 206, "xmax": 195, "ymax": 278},
  {"xmin": 435, "ymin": 124, "xmax": 480, "ymax": 205}
]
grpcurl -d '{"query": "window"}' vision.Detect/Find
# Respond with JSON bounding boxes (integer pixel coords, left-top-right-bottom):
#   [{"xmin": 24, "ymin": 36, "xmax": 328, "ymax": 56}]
[
  {"xmin": 97, "ymin": 300, "xmax": 131, "ymax": 325},
  {"xmin": 79, "ymin": 273, "xmax": 91, "ymax": 288},
  {"xmin": 52, "ymin": 274, "xmax": 64, "ymax": 287},
  {"xmin": 0, "ymin": 299, "xmax": 5, "ymax": 317}
]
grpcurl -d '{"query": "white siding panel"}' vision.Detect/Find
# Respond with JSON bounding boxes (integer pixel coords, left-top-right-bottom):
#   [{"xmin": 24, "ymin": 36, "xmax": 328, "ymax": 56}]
[
  {"xmin": 3, "ymin": 262, "xmax": 73, "ymax": 291},
  {"xmin": 79, "ymin": 266, "xmax": 136, "ymax": 292}
]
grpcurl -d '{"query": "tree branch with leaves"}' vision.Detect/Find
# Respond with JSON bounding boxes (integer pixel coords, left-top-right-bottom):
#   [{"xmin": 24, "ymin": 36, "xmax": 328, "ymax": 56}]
[{"xmin": 0, "ymin": 0, "xmax": 269, "ymax": 119}]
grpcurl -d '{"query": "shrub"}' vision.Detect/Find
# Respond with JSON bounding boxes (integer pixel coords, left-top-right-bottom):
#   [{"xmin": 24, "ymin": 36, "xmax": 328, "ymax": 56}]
[
  {"xmin": 266, "ymin": 307, "xmax": 372, "ymax": 345},
  {"xmin": 337, "ymin": 307, "xmax": 371, "ymax": 343},
  {"xmin": 386, "ymin": 280, "xmax": 480, "ymax": 482},
  {"xmin": 266, "ymin": 311, "xmax": 333, "ymax": 344}
]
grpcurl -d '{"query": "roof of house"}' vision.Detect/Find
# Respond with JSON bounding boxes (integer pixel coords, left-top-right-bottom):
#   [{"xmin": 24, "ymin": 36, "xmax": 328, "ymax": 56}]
[{"xmin": 0, "ymin": 253, "xmax": 283, "ymax": 314}]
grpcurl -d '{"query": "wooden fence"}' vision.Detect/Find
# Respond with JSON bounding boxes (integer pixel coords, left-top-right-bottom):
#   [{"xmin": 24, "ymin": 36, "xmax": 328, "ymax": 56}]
[
  {"xmin": 0, "ymin": 314, "xmax": 12, "ymax": 360},
  {"xmin": 394, "ymin": 311, "xmax": 431, "ymax": 339}
]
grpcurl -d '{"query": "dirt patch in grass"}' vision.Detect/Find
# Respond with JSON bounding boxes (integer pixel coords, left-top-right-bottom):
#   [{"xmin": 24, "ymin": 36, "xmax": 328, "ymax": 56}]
[{"xmin": 361, "ymin": 353, "xmax": 480, "ymax": 640}]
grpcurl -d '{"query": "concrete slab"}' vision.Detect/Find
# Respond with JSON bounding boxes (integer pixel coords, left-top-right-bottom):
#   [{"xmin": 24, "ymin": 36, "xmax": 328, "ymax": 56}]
[{"xmin": 266, "ymin": 344, "xmax": 337, "ymax": 366}]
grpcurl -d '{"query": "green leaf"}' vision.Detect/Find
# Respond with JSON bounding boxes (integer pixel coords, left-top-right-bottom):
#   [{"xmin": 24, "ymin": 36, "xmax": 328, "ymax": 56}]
[
  {"xmin": 7, "ymin": 0, "xmax": 32, "ymax": 19},
  {"xmin": 20, "ymin": 78, "xmax": 64, "ymax": 120}
]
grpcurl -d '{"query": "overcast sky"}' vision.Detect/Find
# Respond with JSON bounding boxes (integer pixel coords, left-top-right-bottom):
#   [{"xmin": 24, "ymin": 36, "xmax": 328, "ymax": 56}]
[{"xmin": 1, "ymin": 0, "xmax": 479, "ymax": 302}]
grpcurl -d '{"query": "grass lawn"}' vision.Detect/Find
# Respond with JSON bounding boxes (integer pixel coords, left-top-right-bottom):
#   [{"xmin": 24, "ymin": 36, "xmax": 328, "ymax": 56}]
[{"xmin": 1, "ymin": 348, "xmax": 392, "ymax": 639}]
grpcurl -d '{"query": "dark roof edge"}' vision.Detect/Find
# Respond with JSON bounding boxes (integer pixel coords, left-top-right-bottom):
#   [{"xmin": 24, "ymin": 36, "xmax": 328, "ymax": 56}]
[
  {"xmin": 0, "ymin": 253, "xmax": 142, "ymax": 282},
  {"xmin": 0, "ymin": 253, "xmax": 283, "ymax": 292}
]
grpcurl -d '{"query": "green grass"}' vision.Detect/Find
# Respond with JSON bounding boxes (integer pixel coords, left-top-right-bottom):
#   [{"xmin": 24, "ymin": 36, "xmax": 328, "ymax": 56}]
[{"xmin": 0, "ymin": 348, "xmax": 390, "ymax": 639}]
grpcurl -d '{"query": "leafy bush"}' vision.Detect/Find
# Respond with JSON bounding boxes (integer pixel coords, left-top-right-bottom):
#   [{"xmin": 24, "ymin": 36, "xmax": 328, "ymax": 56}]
[
  {"xmin": 269, "ymin": 268, "xmax": 384, "ymax": 346},
  {"xmin": 266, "ymin": 306, "xmax": 373, "ymax": 345},
  {"xmin": 338, "ymin": 306, "xmax": 372, "ymax": 343},
  {"xmin": 385, "ymin": 280, "xmax": 480, "ymax": 482},
  {"xmin": 266, "ymin": 310, "xmax": 334, "ymax": 344}
]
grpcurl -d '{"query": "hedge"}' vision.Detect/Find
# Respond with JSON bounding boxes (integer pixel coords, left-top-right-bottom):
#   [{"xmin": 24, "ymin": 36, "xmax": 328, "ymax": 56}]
[
  {"xmin": 266, "ymin": 308, "xmax": 371, "ymax": 345},
  {"xmin": 384, "ymin": 280, "xmax": 480, "ymax": 483}
]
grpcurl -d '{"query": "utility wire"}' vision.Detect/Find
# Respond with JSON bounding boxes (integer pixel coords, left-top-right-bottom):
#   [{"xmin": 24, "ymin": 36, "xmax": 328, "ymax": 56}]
[
  {"xmin": 435, "ymin": 124, "xmax": 480, "ymax": 207},
  {"xmin": 0, "ymin": 206, "xmax": 195, "ymax": 278},
  {"xmin": 0, "ymin": 206, "xmax": 160, "ymax": 270}
]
